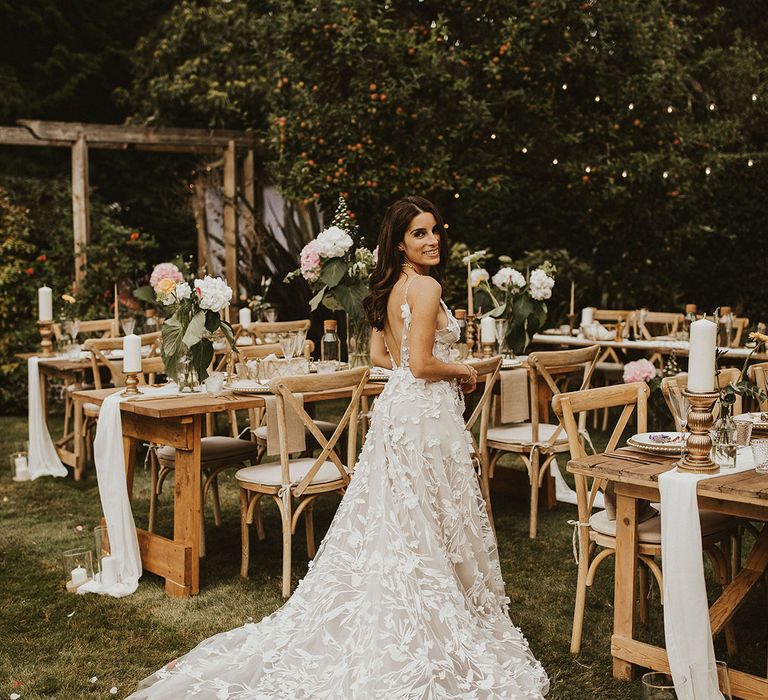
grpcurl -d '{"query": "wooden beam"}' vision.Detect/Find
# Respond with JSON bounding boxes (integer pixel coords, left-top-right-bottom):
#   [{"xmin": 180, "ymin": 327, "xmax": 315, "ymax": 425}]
[
  {"xmin": 0, "ymin": 126, "xmax": 63, "ymax": 147},
  {"xmin": 192, "ymin": 177, "xmax": 211, "ymax": 273},
  {"xmin": 223, "ymin": 140, "xmax": 238, "ymax": 297},
  {"xmin": 71, "ymin": 133, "xmax": 90, "ymax": 285},
  {"xmin": 17, "ymin": 120, "xmax": 262, "ymax": 153}
]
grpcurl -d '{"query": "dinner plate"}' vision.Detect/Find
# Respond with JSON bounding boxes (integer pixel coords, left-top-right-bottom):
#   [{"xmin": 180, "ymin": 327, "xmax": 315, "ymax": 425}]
[
  {"xmin": 369, "ymin": 371, "xmax": 391, "ymax": 382},
  {"xmin": 223, "ymin": 379, "xmax": 270, "ymax": 394},
  {"xmin": 502, "ymin": 358, "xmax": 523, "ymax": 369},
  {"xmin": 626, "ymin": 432, "xmax": 686, "ymax": 455}
]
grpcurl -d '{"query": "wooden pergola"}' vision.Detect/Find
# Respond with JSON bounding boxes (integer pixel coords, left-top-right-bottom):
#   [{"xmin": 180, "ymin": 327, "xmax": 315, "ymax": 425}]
[{"xmin": 0, "ymin": 120, "xmax": 265, "ymax": 294}]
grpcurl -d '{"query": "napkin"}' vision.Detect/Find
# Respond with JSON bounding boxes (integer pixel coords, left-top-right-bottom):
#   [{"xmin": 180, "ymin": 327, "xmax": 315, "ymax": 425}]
[
  {"xmin": 500, "ymin": 367, "xmax": 529, "ymax": 424},
  {"xmin": 264, "ymin": 394, "xmax": 307, "ymax": 456}
]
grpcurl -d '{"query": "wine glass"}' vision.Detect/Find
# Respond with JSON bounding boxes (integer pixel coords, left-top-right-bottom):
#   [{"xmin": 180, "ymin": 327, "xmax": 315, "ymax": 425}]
[
  {"xmin": 65, "ymin": 318, "xmax": 81, "ymax": 343},
  {"xmin": 120, "ymin": 316, "xmax": 136, "ymax": 336},
  {"xmin": 279, "ymin": 332, "xmax": 296, "ymax": 360},
  {"xmin": 668, "ymin": 385, "xmax": 691, "ymax": 434},
  {"xmin": 293, "ymin": 328, "xmax": 307, "ymax": 358}
]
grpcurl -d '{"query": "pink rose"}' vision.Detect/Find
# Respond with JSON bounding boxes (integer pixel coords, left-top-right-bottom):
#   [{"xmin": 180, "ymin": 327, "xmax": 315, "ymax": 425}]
[
  {"xmin": 623, "ymin": 358, "xmax": 657, "ymax": 383},
  {"xmin": 150, "ymin": 262, "xmax": 184, "ymax": 290},
  {"xmin": 300, "ymin": 241, "xmax": 321, "ymax": 281}
]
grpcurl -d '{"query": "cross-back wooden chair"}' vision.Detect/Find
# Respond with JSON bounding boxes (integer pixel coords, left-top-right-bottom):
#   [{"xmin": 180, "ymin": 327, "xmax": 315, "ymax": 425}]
[
  {"xmin": 729, "ymin": 317, "xmax": 749, "ymax": 347},
  {"xmin": 83, "ymin": 332, "xmax": 162, "ymax": 389},
  {"xmin": 660, "ymin": 369, "xmax": 744, "ymax": 429},
  {"xmin": 462, "ymin": 356, "xmax": 502, "ymax": 534},
  {"xmin": 487, "ymin": 345, "xmax": 600, "ymax": 538},
  {"xmin": 236, "ymin": 367, "xmax": 369, "ymax": 598},
  {"xmin": 747, "ymin": 362, "xmax": 768, "ymax": 411},
  {"xmin": 53, "ymin": 317, "xmax": 119, "ymax": 341},
  {"xmin": 633, "ymin": 311, "xmax": 684, "ymax": 341},
  {"xmin": 234, "ymin": 319, "xmax": 312, "ymax": 345},
  {"xmin": 553, "ymin": 383, "xmax": 737, "ymax": 654}
]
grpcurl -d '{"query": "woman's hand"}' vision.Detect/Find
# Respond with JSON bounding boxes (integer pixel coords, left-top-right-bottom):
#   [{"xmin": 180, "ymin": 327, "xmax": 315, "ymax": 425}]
[{"xmin": 458, "ymin": 364, "xmax": 477, "ymax": 394}]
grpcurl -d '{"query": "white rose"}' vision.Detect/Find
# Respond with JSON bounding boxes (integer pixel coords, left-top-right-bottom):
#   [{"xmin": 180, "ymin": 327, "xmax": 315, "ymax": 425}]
[
  {"xmin": 193, "ymin": 275, "xmax": 233, "ymax": 313},
  {"xmin": 175, "ymin": 281, "xmax": 192, "ymax": 300},
  {"xmin": 470, "ymin": 268, "xmax": 489, "ymax": 288},
  {"xmin": 314, "ymin": 225, "xmax": 354, "ymax": 258},
  {"xmin": 492, "ymin": 267, "xmax": 525, "ymax": 290},
  {"xmin": 529, "ymin": 268, "xmax": 555, "ymax": 301}
]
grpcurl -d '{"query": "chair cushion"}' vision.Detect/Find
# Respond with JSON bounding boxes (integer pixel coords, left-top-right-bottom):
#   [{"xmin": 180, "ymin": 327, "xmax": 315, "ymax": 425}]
[
  {"xmin": 235, "ymin": 457, "xmax": 344, "ymax": 487},
  {"xmin": 487, "ymin": 422, "xmax": 567, "ymax": 446},
  {"xmin": 157, "ymin": 436, "xmax": 258, "ymax": 467},
  {"xmin": 589, "ymin": 509, "xmax": 733, "ymax": 545},
  {"xmin": 252, "ymin": 419, "xmax": 338, "ymax": 442},
  {"xmin": 83, "ymin": 402, "xmax": 100, "ymax": 415}
]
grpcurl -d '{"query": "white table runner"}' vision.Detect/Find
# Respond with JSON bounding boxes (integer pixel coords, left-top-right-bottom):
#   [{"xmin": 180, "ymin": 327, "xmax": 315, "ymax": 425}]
[
  {"xmin": 27, "ymin": 357, "xmax": 68, "ymax": 480},
  {"xmin": 79, "ymin": 384, "xmax": 182, "ymax": 597},
  {"xmin": 659, "ymin": 451, "xmax": 756, "ymax": 699}
]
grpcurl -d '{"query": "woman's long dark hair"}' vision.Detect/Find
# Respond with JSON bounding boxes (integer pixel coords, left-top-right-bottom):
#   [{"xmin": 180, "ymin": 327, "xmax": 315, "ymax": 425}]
[{"xmin": 363, "ymin": 196, "xmax": 448, "ymax": 331}]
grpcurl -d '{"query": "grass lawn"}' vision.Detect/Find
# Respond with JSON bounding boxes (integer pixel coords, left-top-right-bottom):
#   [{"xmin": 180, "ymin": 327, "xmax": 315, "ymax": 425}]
[{"xmin": 1, "ymin": 411, "xmax": 765, "ymax": 699}]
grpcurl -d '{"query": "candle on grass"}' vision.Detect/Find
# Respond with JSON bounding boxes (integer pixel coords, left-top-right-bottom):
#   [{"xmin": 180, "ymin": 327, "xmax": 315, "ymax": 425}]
[
  {"xmin": 13, "ymin": 454, "xmax": 30, "ymax": 481},
  {"xmin": 122, "ymin": 334, "xmax": 142, "ymax": 374},
  {"xmin": 480, "ymin": 316, "xmax": 496, "ymax": 343},
  {"xmin": 688, "ymin": 318, "xmax": 717, "ymax": 392},
  {"xmin": 38, "ymin": 286, "xmax": 53, "ymax": 322},
  {"xmin": 100, "ymin": 555, "xmax": 120, "ymax": 587},
  {"xmin": 70, "ymin": 566, "xmax": 88, "ymax": 587}
]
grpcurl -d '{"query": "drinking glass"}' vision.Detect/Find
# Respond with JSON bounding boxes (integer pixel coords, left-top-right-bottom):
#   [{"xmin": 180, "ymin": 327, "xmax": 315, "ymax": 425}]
[
  {"xmin": 293, "ymin": 328, "xmax": 307, "ymax": 358},
  {"xmin": 641, "ymin": 672, "xmax": 684, "ymax": 699},
  {"xmin": 204, "ymin": 372, "xmax": 226, "ymax": 395},
  {"xmin": 263, "ymin": 308, "xmax": 278, "ymax": 323},
  {"xmin": 715, "ymin": 661, "xmax": 732, "ymax": 700},
  {"xmin": 120, "ymin": 316, "xmax": 136, "ymax": 336},
  {"xmin": 495, "ymin": 319, "xmax": 510, "ymax": 358},
  {"xmin": 751, "ymin": 438, "xmax": 768, "ymax": 474},
  {"xmin": 733, "ymin": 417, "xmax": 753, "ymax": 449},
  {"xmin": 279, "ymin": 332, "xmax": 296, "ymax": 360},
  {"xmin": 64, "ymin": 319, "xmax": 80, "ymax": 342}
]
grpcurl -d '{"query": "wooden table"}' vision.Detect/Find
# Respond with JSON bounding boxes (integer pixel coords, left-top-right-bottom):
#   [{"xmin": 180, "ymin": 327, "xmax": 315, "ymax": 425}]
[
  {"xmin": 568, "ymin": 450, "xmax": 768, "ymax": 700},
  {"xmin": 73, "ymin": 383, "xmax": 385, "ymax": 597},
  {"xmin": 18, "ymin": 353, "xmax": 92, "ymax": 474}
]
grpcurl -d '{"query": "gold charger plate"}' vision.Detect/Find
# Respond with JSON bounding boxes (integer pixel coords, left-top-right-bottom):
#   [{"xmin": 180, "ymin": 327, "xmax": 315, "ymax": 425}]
[
  {"xmin": 626, "ymin": 432, "xmax": 686, "ymax": 455},
  {"xmin": 223, "ymin": 380, "xmax": 270, "ymax": 394}
]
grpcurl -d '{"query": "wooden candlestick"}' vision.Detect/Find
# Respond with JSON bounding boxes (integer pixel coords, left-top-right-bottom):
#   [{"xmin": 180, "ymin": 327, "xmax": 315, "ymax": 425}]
[
  {"xmin": 676, "ymin": 390, "xmax": 719, "ymax": 473},
  {"xmin": 37, "ymin": 320, "xmax": 54, "ymax": 356},
  {"xmin": 122, "ymin": 372, "xmax": 142, "ymax": 396}
]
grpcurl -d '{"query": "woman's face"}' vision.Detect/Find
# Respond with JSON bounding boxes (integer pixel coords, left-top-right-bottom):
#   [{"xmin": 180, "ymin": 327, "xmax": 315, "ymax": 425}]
[{"xmin": 398, "ymin": 211, "xmax": 441, "ymax": 270}]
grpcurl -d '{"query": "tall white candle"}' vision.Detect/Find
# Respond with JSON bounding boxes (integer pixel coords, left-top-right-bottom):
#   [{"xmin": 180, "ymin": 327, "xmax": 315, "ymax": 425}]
[
  {"xmin": 38, "ymin": 286, "xmax": 53, "ymax": 322},
  {"xmin": 238, "ymin": 307, "xmax": 252, "ymax": 327},
  {"xmin": 688, "ymin": 318, "xmax": 716, "ymax": 392},
  {"xmin": 580, "ymin": 307, "xmax": 594, "ymax": 326},
  {"xmin": 99, "ymin": 555, "xmax": 120, "ymax": 587},
  {"xmin": 480, "ymin": 316, "xmax": 496, "ymax": 343},
  {"xmin": 70, "ymin": 566, "xmax": 88, "ymax": 586},
  {"xmin": 122, "ymin": 334, "xmax": 142, "ymax": 373}
]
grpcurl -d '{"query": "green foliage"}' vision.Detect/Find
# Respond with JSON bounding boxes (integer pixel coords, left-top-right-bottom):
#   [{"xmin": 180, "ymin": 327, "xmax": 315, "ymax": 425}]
[{"xmin": 127, "ymin": 0, "xmax": 768, "ymax": 324}]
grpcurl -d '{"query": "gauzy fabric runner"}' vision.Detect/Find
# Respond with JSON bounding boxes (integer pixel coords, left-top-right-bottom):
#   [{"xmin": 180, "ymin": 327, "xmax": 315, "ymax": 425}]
[
  {"xmin": 27, "ymin": 357, "xmax": 68, "ymax": 479},
  {"xmin": 80, "ymin": 384, "xmax": 181, "ymax": 597},
  {"xmin": 659, "ymin": 451, "xmax": 756, "ymax": 699}
]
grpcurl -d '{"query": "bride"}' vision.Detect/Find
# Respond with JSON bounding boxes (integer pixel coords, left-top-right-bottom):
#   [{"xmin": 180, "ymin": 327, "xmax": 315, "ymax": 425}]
[{"xmin": 130, "ymin": 196, "xmax": 549, "ymax": 699}]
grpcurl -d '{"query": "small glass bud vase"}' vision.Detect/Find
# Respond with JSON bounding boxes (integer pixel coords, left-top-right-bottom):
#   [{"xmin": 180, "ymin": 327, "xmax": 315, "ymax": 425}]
[
  {"xmin": 176, "ymin": 354, "xmax": 199, "ymax": 393},
  {"xmin": 62, "ymin": 548, "xmax": 94, "ymax": 592},
  {"xmin": 711, "ymin": 404, "xmax": 737, "ymax": 469}
]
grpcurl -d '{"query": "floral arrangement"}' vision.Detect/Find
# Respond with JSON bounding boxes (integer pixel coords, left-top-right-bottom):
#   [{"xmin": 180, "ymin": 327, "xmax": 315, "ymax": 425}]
[
  {"xmin": 244, "ymin": 276, "xmax": 275, "ymax": 317},
  {"xmin": 287, "ymin": 197, "xmax": 375, "ymax": 366},
  {"xmin": 469, "ymin": 252, "xmax": 557, "ymax": 355},
  {"xmin": 623, "ymin": 358, "xmax": 658, "ymax": 384},
  {"xmin": 145, "ymin": 262, "xmax": 234, "ymax": 384}
]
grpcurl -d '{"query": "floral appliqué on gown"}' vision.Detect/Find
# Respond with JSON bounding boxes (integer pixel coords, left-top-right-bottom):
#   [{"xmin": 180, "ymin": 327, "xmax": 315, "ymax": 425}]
[{"xmin": 131, "ymin": 279, "xmax": 549, "ymax": 699}]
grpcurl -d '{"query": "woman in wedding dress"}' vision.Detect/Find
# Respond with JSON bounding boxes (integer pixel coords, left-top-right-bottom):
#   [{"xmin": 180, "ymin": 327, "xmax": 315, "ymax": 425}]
[{"xmin": 130, "ymin": 196, "xmax": 548, "ymax": 699}]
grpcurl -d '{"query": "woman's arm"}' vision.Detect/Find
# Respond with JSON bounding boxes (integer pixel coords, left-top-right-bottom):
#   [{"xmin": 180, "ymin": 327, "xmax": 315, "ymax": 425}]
[
  {"xmin": 369, "ymin": 329, "xmax": 392, "ymax": 368},
  {"xmin": 407, "ymin": 276, "xmax": 477, "ymax": 384}
]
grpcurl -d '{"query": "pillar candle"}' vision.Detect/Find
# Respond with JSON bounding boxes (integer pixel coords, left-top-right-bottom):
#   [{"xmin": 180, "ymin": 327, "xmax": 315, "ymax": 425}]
[
  {"xmin": 480, "ymin": 316, "xmax": 496, "ymax": 343},
  {"xmin": 580, "ymin": 307, "xmax": 594, "ymax": 326},
  {"xmin": 688, "ymin": 318, "xmax": 716, "ymax": 392},
  {"xmin": 70, "ymin": 566, "xmax": 88, "ymax": 586},
  {"xmin": 122, "ymin": 334, "xmax": 142, "ymax": 373},
  {"xmin": 38, "ymin": 286, "xmax": 53, "ymax": 322},
  {"xmin": 14, "ymin": 455, "xmax": 30, "ymax": 481},
  {"xmin": 569, "ymin": 281, "xmax": 575, "ymax": 316},
  {"xmin": 467, "ymin": 259, "xmax": 474, "ymax": 315},
  {"xmin": 238, "ymin": 306, "xmax": 252, "ymax": 327},
  {"xmin": 99, "ymin": 555, "xmax": 120, "ymax": 587}
]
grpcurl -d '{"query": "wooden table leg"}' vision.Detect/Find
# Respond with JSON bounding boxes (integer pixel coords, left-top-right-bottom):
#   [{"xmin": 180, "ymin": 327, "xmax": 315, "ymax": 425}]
[
  {"xmin": 167, "ymin": 415, "xmax": 202, "ymax": 596},
  {"xmin": 123, "ymin": 435, "xmax": 137, "ymax": 501},
  {"xmin": 40, "ymin": 369, "xmax": 49, "ymax": 421},
  {"xmin": 613, "ymin": 490, "xmax": 639, "ymax": 680}
]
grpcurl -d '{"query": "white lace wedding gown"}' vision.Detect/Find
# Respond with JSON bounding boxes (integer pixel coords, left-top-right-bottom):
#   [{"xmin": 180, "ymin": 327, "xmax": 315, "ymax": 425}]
[{"xmin": 130, "ymin": 283, "xmax": 549, "ymax": 699}]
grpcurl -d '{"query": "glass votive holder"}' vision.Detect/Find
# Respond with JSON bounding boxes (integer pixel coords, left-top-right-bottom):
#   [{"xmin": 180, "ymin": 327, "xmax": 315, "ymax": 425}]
[
  {"xmin": 9, "ymin": 450, "xmax": 31, "ymax": 482},
  {"xmin": 641, "ymin": 671, "xmax": 683, "ymax": 699},
  {"xmin": 204, "ymin": 371, "xmax": 225, "ymax": 395},
  {"xmin": 93, "ymin": 525, "xmax": 120, "ymax": 587},
  {"xmin": 62, "ymin": 548, "xmax": 94, "ymax": 592},
  {"xmin": 751, "ymin": 439, "xmax": 768, "ymax": 474},
  {"xmin": 315, "ymin": 360, "xmax": 338, "ymax": 375},
  {"xmin": 65, "ymin": 342, "xmax": 83, "ymax": 361},
  {"xmin": 734, "ymin": 417, "xmax": 753, "ymax": 448}
]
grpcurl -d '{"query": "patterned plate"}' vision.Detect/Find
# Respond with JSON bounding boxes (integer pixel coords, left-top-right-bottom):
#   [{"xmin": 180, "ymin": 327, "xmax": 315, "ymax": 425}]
[
  {"xmin": 626, "ymin": 432, "xmax": 686, "ymax": 455},
  {"xmin": 739, "ymin": 412, "xmax": 768, "ymax": 431},
  {"xmin": 223, "ymin": 380, "xmax": 270, "ymax": 394},
  {"xmin": 369, "ymin": 371, "xmax": 391, "ymax": 382}
]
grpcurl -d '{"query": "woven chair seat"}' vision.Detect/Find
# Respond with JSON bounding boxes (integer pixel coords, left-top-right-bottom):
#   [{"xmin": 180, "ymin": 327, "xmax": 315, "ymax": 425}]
[
  {"xmin": 487, "ymin": 422, "xmax": 568, "ymax": 446},
  {"xmin": 157, "ymin": 436, "xmax": 258, "ymax": 467},
  {"xmin": 236, "ymin": 457, "xmax": 344, "ymax": 487}
]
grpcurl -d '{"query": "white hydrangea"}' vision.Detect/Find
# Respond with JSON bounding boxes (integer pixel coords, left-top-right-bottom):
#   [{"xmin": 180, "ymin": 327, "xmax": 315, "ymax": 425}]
[
  {"xmin": 314, "ymin": 225, "xmax": 354, "ymax": 258},
  {"xmin": 194, "ymin": 275, "xmax": 233, "ymax": 313},
  {"xmin": 175, "ymin": 281, "xmax": 192, "ymax": 301},
  {"xmin": 492, "ymin": 267, "xmax": 526, "ymax": 290},
  {"xmin": 529, "ymin": 268, "xmax": 555, "ymax": 301},
  {"xmin": 470, "ymin": 268, "xmax": 489, "ymax": 287}
]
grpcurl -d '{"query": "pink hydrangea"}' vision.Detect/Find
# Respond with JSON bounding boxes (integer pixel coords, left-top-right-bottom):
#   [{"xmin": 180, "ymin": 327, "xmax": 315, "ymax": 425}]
[
  {"xmin": 149, "ymin": 262, "xmax": 184, "ymax": 290},
  {"xmin": 300, "ymin": 240, "xmax": 322, "ymax": 281},
  {"xmin": 623, "ymin": 358, "xmax": 657, "ymax": 383}
]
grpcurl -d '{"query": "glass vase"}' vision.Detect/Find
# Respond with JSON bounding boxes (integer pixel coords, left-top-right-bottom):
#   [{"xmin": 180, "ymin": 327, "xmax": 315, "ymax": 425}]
[
  {"xmin": 346, "ymin": 315, "xmax": 371, "ymax": 368},
  {"xmin": 176, "ymin": 353, "xmax": 200, "ymax": 393},
  {"xmin": 711, "ymin": 406, "xmax": 737, "ymax": 469},
  {"xmin": 495, "ymin": 319, "xmax": 514, "ymax": 359}
]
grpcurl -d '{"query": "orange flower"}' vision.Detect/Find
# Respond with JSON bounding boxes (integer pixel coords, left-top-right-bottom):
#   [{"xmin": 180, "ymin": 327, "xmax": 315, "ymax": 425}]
[
  {"xmin": 62, "ymin": 293, "xmax": 77, "ymax": 304},
  {"xmin": 750, "ymin": 331, "xmax": 768, "ymax": 344},
  {"xmin": 38, "ymin": 254, "xmax": 46, "ymax": 262},
  {"xmin": 25, "ymin": 267, "xmax": 34, "ymax": 276},
  {"xmin": 130, "ymin": 232, "xmax": 140, "ymax": 240}
]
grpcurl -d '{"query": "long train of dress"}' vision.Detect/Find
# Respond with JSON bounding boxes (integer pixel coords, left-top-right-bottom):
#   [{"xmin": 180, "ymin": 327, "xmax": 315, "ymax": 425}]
[{"xmin": 129, "ymin": 297, "xmax": 548, "ymax": 699}]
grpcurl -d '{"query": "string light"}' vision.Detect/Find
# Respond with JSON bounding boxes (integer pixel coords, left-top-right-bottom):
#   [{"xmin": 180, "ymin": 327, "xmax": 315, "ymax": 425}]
[
  {"xmin": 562, "ymin": 83, "xmax": 568, "ymax": 90},
  {"xmin": 521, "ymin": 147, "xmax": 528, "ymax": 154},
  {"xmin": 454, "ymin": 192, "xmax": 460, "ymax": 199},
  {"xmin": 662, "ymin": 171, "xmax": 669, "ymax": 179},
  {"xmin": 628, "ymin": 103, "xmax": 634, "ymax": 110},
  {"xmin": 621, "ymin": 170, "xmax": 628, "ymax": 178},
  {"xmin": 584, "ymin": 166, "xmax": 591, "ymax": 173},
  {"xmin": 490, "ymin": 133, "xmax": 497, "ymax": 140},
  {"xmin": 752, "ymin": 93, "xmax": 758, "ymax": 102},
  {"xmin": 705, "ymin": 166, "xmax": 711, "ymax": 175},
  {"xmin": 666, "ymin": 105, "xmax": 674, "ymax": 113},
  {"xmin": 594, "ymin": 96, "xmax": 601, "ymax": 102},
  {"xmin": 748, "ymin": 158, "xmax": 754, "ymax": 167},
  {"xmin": 708, "ymin": 103, "xmax": 716, "ymax": 111},
  {"xmin": 552, "ymin": 158, "xmax": 559, "ymax": 165}
]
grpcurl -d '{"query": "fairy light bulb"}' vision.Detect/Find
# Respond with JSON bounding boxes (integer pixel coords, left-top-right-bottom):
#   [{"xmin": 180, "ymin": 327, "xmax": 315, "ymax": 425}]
[
  {"xmin": 662, "ymin": 171, "xmax": 669, "ymax": 179},
  {"xmin": 521, "ymin": 147, "xmax": 528, "ymax": 154},
  {"xmin": 621, "ymin": 170, "xmax": 628, "ymax": 178},
  {"xmin": 748, "ymin": 159, "xmax": 754, "ymax": 167},
  {"xmin": 705, "ymin": 167, "xmax": 711, "ymax": 175},
  {"xmin": 552, "ymin": 158, "xmax": 558, "ymax": 165}
]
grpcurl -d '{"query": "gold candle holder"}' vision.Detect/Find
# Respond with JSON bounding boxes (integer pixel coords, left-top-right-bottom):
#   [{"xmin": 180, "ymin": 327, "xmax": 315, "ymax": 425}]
[
  {"xmin": 481, "ymin": 341, "xmax": 494, "ymax": 358},
  {"xmin": 37, "ymin": 320, "xmax": 54, "ymax": 356},
  {"xmin": 676, "ymin": 389, "xmax": 719, "ymax": 473},
  {"xmin": 121, "ymin": 372, "xmax": 142, "ymax": 396},
  {"xmin": 466, "ymin": 314, "xmax": 477, "ymax": 358}
]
